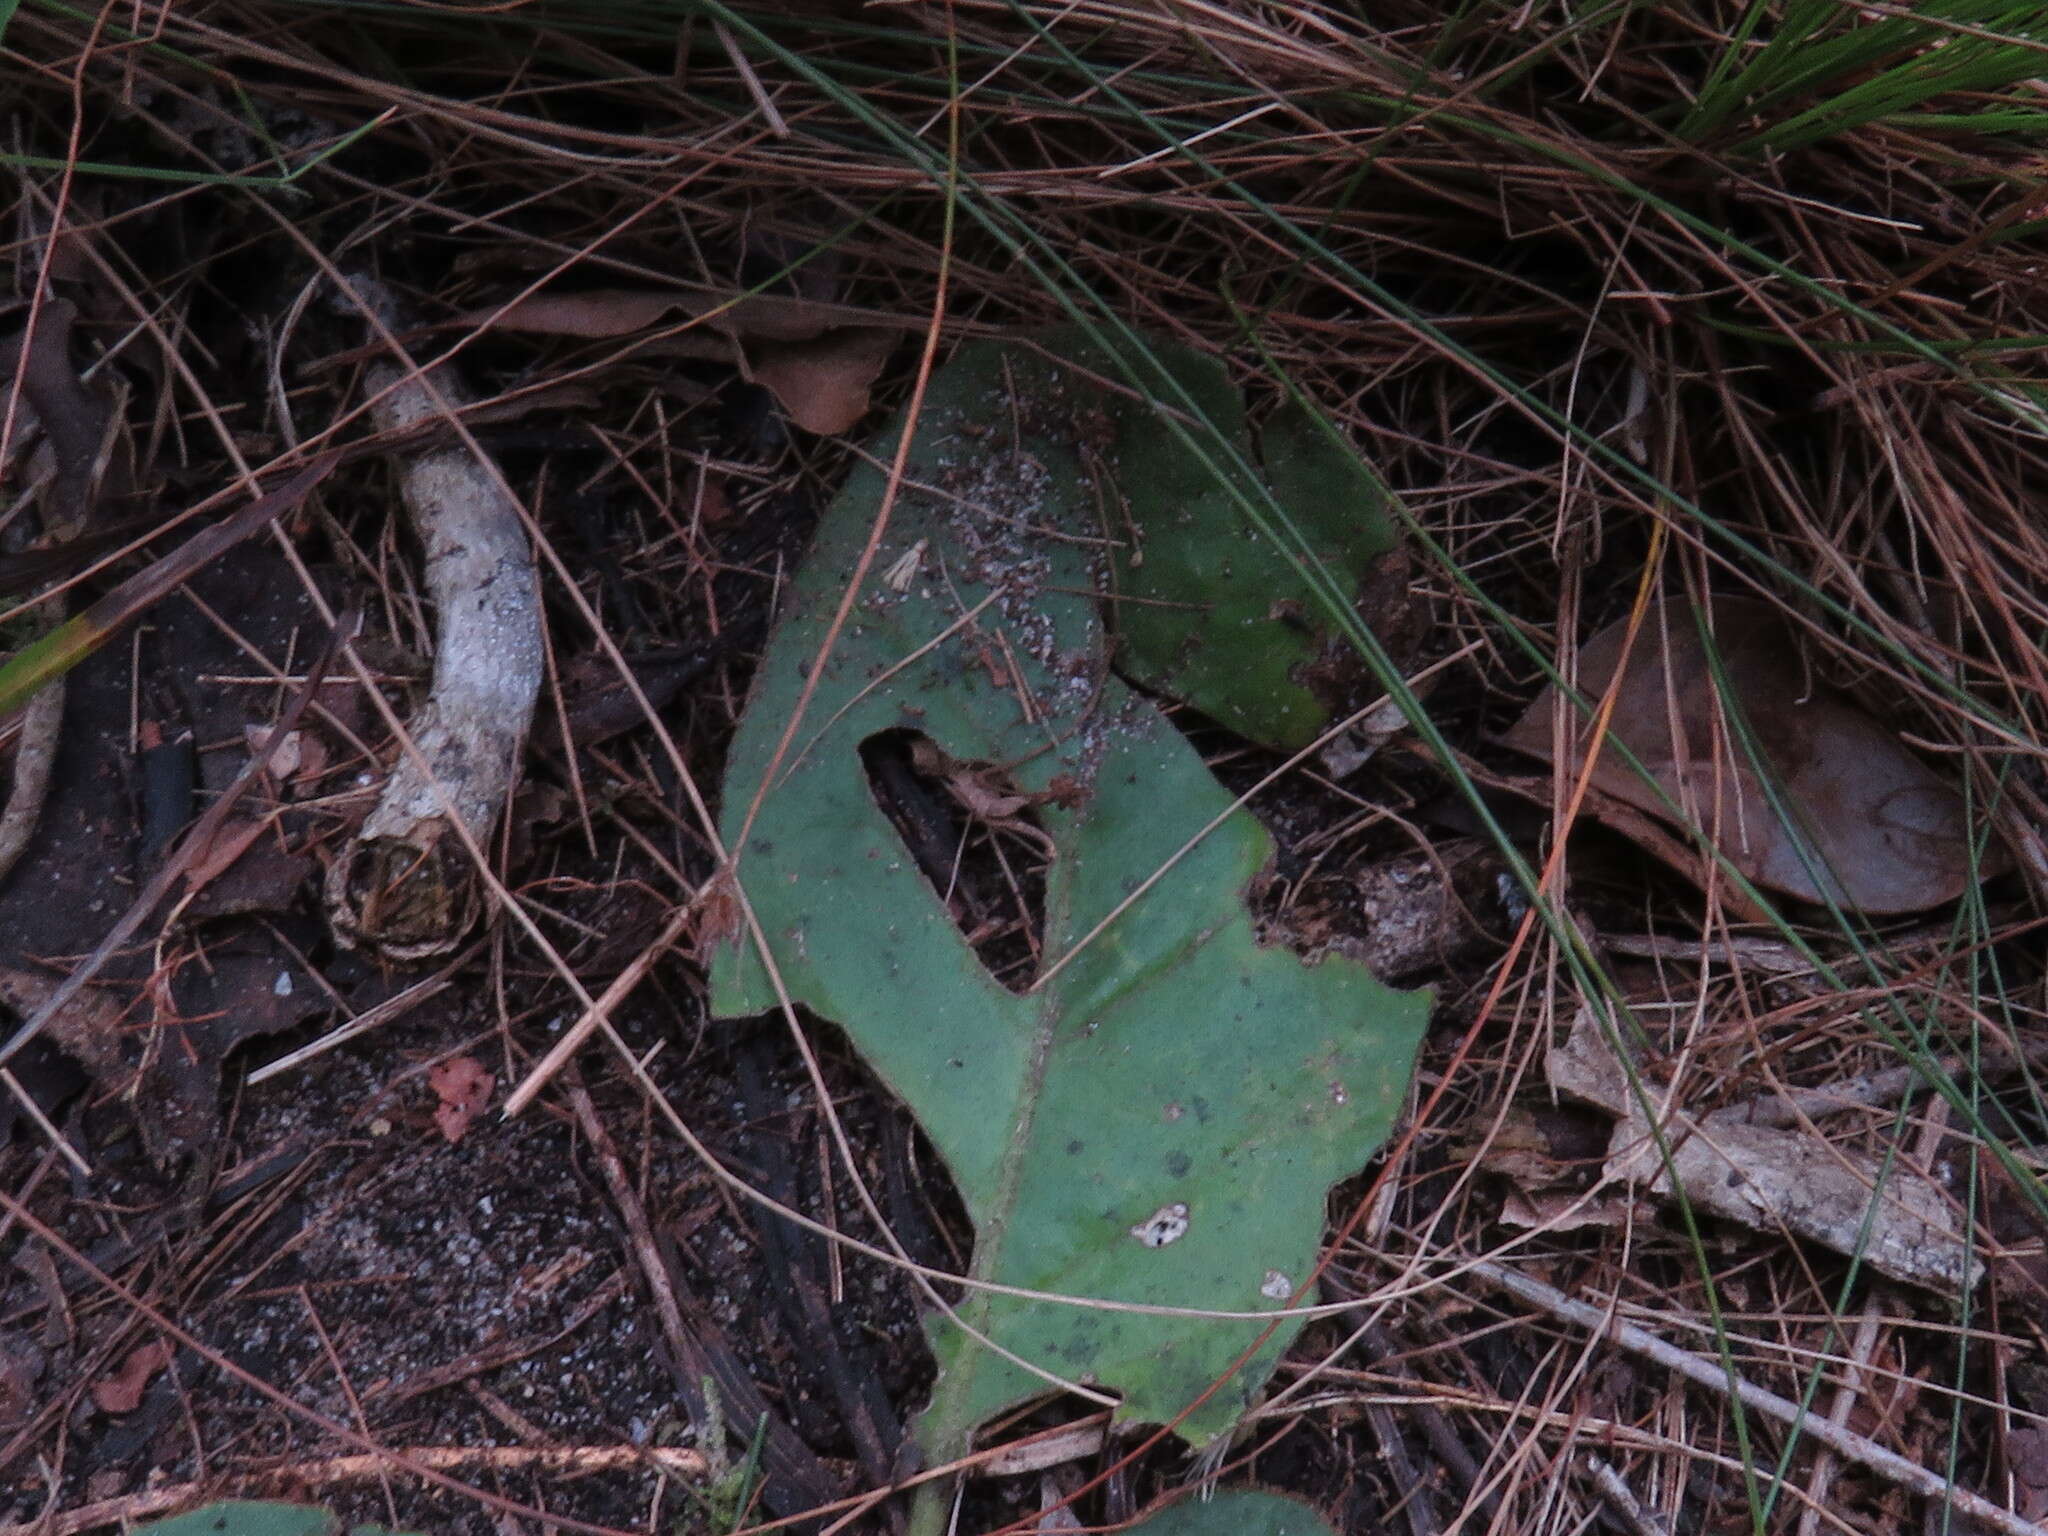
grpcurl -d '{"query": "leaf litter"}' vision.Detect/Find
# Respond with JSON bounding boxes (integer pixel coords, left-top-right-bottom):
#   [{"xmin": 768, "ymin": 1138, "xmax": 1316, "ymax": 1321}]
[
  {"xmin": 5, "ymin": 12, "xmax": 2039, "ymax": 1528},
  {"xmin": 1505, "ymin": 595, "xmax": 2000, "ymax": 914},
  {"xmin": 455, "ymin": 286, "xmax": 901, "ymax": 436},
  {"xmin": 89, "ymin": 1340, "xmax": 173, "ymax": 1417},
  {"xmin": 712, "ymin": 332, "xmax": 1430, "ymax": 1459},
  {"xmin": 1545, "ymin": 1005, "xmax": 1972, "ymax": 1292}
]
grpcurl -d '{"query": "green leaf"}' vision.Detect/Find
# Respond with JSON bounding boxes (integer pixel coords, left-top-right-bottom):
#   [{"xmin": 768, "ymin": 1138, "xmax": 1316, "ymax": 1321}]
[
  {"xmin": 1126, "ymin": 1490, "xmax": 1339, "ymax": 1536},
  {"xmin": 711, "ymin": 336, "xmax": 1428, "ymax": 1459},
  {"xmin": 1103, "ymin": 359, "xmax": 1399, "ymax": 752},
  {"xmin": 135, "ymin": 1501, "xmax": 418, "ymax": 1536}
]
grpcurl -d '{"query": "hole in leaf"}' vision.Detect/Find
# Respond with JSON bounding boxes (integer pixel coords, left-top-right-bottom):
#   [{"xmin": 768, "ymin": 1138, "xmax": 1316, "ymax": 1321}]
[{"xmin": 859, "ymin": 729, "xmax": 1051, "ymax": 994}]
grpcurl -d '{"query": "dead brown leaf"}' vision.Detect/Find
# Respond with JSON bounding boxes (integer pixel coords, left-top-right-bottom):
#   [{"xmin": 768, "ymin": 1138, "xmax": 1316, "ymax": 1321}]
[
  {"xmin": 0, "ymin": 964, "xmax": 126, "ymax": 1082},
  {"xmin": 429, "ymin": 1055, "xmax": 495, "ymax": 1143},
  {"xmin": 244, "ymin": 725, "xmax": 329, "ymax": 793},
  {"xmin": 90, "ymin": 1339, "xmax": 171, "ymax": 1415},
  {"xmin": 454, "ymin": 288, "xmax": 898, "ymax": 436},
  {"xmin": 2009, "ymin": 1426, "xmax": 2048, "ymax": 1521},
  {"xmin": 244, "ymin": 724, "xmax": 303, "ymax": 781},
  {"xmin": 181, "ymin": 816, "xmax": 269, "ymax": 896},
  {"xmin": 1496, "ymin": 1187, "xmax": 1647, "ymax": 1233},
  {"xmin": 0, "ymin": 1330, "xmax": 45, "ymax": 1427},
  {"xmin": 1505, "ymin": 596, "xmax": 1995, "ymax": 913},
  {"xmin": 746, "ymin": 326, "xmax": 896, "ymax": 436}
]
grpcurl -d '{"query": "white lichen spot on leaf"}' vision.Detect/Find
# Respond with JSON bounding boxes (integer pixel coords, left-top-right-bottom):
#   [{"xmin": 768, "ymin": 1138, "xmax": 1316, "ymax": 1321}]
[{"xmin": 1130, "ymin": 1202, "xmax": 1192, "ymax": 1248}]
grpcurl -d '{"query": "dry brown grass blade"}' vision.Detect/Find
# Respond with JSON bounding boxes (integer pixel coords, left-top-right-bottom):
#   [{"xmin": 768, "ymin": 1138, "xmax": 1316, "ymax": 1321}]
[{"xmin": 0, "ymin": 298, "xmax": 115, "ymax": 886}]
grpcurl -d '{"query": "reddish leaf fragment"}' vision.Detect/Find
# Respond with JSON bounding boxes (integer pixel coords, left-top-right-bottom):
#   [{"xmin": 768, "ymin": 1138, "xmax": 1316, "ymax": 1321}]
[
  {"xmin": 1504, "ymin": 597, "xmax": 1997, "ymax": 913},
  {"xmin": 456, "ymin": 288, "xmax": 896, "ymax": 436},
  {"xmin": 745, "ymin": 327, "xmax": 896, "ymax": 436},
  {"xmin": 91, "ymin": 1339, "xmax": 171, "ymax": 1414},
  {"xmin": 0, "ymin": 1331, "xmax": 44, "ymax": 1428},
  {"xmin": 429, "ymin": 1055, "xmax": 495, "ymax": 1143},
  {"xmin": 2012, "ymin": 1426, "xmax": 2048, "ymax": 1521},
  {"xmin": 692, "ymin": 471, "xmax": 734, "ymax": 526},
  {"xmin": 182, "ymin": 817, "xmax": 269, "ymax": 896}
]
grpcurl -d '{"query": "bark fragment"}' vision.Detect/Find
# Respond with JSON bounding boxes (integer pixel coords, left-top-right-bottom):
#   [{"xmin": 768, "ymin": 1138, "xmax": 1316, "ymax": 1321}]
[{"xmin": 326, "ymin": 282, "xmax": 545, "ymax": 961}]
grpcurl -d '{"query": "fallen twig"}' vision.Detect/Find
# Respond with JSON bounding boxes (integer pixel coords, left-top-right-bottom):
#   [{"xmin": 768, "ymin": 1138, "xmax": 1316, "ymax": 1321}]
[
  {"xmin": 1587, "ymin": 1456, "xmax": 1669, "ymax": 1536},
  {"xmin": 0, "ymin": 1444, "xmax": 713, "ymax": 1536},
  {"xmin": 325, "ymin": 275, "xmax": 545, "ymax": 961}
]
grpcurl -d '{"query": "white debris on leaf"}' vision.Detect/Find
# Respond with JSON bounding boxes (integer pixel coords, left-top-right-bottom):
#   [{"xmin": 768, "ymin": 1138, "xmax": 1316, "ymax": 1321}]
[
  {"xmin": 883, "ymin": 538, "xmax": 927, "ymax": 592},
  {"xmin": 1129, "ymin": 1202, "xmax": 1190, "ymax": 1248}
]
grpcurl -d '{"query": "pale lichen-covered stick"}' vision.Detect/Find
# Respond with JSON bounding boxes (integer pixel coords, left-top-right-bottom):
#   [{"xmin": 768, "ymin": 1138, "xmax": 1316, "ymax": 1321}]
[{"xmin": 325, "ymin": 277, "xmax": 545, "ymax": 962}]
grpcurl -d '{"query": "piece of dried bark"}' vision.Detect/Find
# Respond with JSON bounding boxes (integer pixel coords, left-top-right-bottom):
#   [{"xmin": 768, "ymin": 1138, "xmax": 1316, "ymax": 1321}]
[{"xmin": 325, "ymin": 278, "xmax": 545, "ymax": 962}]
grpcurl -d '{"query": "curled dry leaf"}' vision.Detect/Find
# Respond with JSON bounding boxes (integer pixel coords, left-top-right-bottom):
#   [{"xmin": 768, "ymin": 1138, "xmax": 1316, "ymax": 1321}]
[
  {"xmin": 747, "ymin": 326, "xmax": 896, "ymax": 435},
  {"xmin": 457, "ymin": 287, "xmax": 900, "ymax": 436},
  {"xmin": 428, "ymin": 1055, "xmax": 495, "ymax": 1143},
  {"xmin": 91, "ymin": 1339, "xmax": 172, "ymax": 1415},
  {"xmin": 1504, "ymin": 597, "xmax": 1996, "ymax": 914}
]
